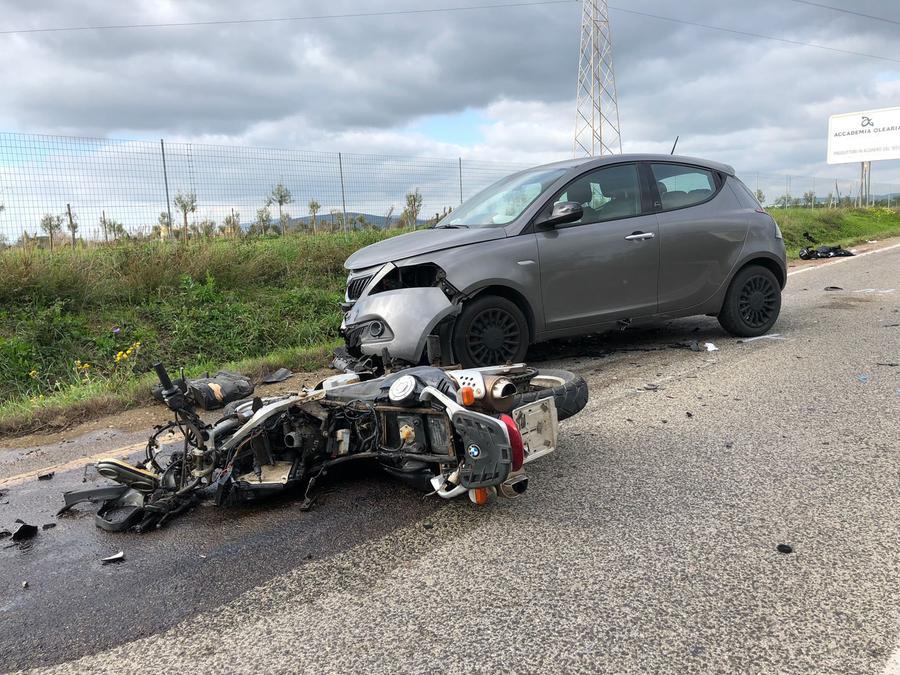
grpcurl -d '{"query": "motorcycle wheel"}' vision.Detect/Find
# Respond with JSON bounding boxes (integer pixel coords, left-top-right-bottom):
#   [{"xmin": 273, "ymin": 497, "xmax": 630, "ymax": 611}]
[{"xmin": 509, "ymin": 369, "xmax": 588, "ymax": 421}]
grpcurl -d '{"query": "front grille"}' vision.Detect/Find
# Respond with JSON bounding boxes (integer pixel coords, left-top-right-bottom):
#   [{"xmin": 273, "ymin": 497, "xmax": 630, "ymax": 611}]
[{"xmin": 347, "ymin": 274, "xmax": 373, "ymax": 301}]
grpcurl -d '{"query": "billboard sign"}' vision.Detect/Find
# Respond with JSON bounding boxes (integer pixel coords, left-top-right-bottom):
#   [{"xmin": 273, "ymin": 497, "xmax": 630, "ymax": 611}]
[{"xmin": 827, "ymin": 106, "xmax": 900, "ymax": 164}]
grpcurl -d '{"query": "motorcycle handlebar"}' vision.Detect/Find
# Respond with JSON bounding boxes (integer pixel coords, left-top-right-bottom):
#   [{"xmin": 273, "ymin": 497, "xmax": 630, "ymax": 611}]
[{"xmin": 153, "ymin": 362, "xmax": 174, "ymax": 391}]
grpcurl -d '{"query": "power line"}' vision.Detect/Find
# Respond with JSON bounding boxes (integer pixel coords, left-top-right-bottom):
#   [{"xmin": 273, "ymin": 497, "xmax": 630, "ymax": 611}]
[
  {"xmin": 786, "ymin": 0, "xmax": 899, "ymax": 26},
  {"xmin": 608, "ymin": 5, "xmax": 900, "ymax": 64},
  {"xmin": 1, "ymin": 0, "xmax": 898, "ymax": 65},
  {"xmin": 0, "ymin": 0, "xmax": 579, "ymax": 35}
]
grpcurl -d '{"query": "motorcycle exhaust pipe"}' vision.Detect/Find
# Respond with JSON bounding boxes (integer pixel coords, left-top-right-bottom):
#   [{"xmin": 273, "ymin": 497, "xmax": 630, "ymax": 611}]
[
  {"xmin": 498, "ymin": 473, "xmax": 529, "ymax": 499},
  {"xmin": 480, "ymin": 375, "xmax": 517, "ymax": 413}
]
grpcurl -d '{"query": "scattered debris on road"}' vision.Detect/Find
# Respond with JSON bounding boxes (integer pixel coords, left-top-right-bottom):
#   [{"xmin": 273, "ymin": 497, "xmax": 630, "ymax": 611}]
[
  {"xmin": 856, "ymin": 374, "xmax": 870, "ymax": 384},
  {"xmin": 738, "ymin": 333, "xmax": 788, "ymax": 343},
  {"xmin": 151, "ymin": 370, "xmax": 254, "ymax": 411},
  {"xmin": 41, "ymin": 523, "xmax": 56, "ymax": 530},
  {"xmin": 101, "ymin": 551, "xmax": 125, "ymax": 564},
  {"xmin": 644, "ymin": 383, "xmax": 660, "ymax": 391},
  {"xmin": 777, "ymin": 544, "xmax": 794, "ymax": 554},
  {"xmin": 259, "ymin": 367, "xmax": 292, "ymax": 384},
  {"xmin": 37, "ymin": 472, "xmax": 55, "ymax": 481},
  {"xmin": 799, "ymin": 245, "xmax": 854, "ymax": 260},
  {"xmin": 876, "ymin": 362, "xmax": 898, "ymax": 367},
  {"xmin": 824, "ymin": 286, "xmax": 844, "ymax": 291},
  {"xmin": 11, "ymin": 520, "xmax": 38, "ymax": 541},
  {"xmin": 22, "ymin": 581, "xmax": 29, "ymax": 589}
]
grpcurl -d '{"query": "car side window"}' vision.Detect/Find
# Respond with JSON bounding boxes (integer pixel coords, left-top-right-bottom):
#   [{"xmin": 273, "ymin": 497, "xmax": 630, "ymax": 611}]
[
  {"xmin": 650, "ymin": 163, "xmax": 717, "ymax": 211},
  {"xmin": 542, "ymin": 163, "xmax": 641, "ymax": 226}
]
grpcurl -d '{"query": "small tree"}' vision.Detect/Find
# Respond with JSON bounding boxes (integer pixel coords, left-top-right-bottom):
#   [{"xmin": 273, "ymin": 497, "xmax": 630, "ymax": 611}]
[
  {"xmin": 174, "ymin": 191, "xmax": 197, "ymax": 240},
  {"xmin": 40, "ymin": 213, "xmax": 63, "ymax": 251},
  {"xmin": 754, "ymin": 189, "xmax": 765, "ymax": 206},
  {"xmin": 157, "ymin": 211, "xmax": 172, "ymax": 239},
  {"xmin": 221, "ymin": 210, "xmax": 241, "ymax": 237},
  {"xmin": 803, "ymin": 190, "xmax": 816, "ymax": 208},
  {"xmin": 403, "ymin": 189, "xmax": 423, "ymax": 230},
  {"xmin": 253, "ymin": 207, "xmax": 272, "ymax": 236},
  {"xmin": 308, "ymin": 200, "xmax": 321, "ymax": 233},
  {"xmin": 65, "ymin": 205, "xmax": 78, "ymax": 248},
  {"xmin": 267, "ymin": 183, "xmax": 292, "ymax": 236}
]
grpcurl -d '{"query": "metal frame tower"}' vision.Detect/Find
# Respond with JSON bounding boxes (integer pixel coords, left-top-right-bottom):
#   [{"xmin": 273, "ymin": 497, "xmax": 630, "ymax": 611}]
[{"xmin": 573, "ymin": 0, "xmax": 622, "ymax": 157}]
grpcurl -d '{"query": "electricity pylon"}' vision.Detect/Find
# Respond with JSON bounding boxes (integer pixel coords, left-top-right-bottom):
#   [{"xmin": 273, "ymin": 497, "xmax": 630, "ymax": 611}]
[{"xmin": 573, "ymin": 0, "xmax": 622, "ymax": 157}]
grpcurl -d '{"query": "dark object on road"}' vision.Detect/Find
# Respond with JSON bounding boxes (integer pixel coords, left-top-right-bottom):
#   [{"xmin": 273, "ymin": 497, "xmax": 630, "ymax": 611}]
[
  {"xmin": 671, "ymin": 340, "xmax": 702, "ymax": 352},
  {"xmin": 0, "ymin": 530, "xmax": 10, "ymax": 539},
  {"xmin": 340, "ymin": 154, "xmax": 786, "ymax": 370},
  {"xmin": 63, "ymin": 360, "xmax": 586, "ymax": 532},
  {"xmin": 876, "ymin": 362, "xmax": 899, "ymax": 367},
  {"xmin": 41, "ymin": 523, "xmax": 56, "ymax": 530},
  {"xmin": 12, "ymin": 520, "xmax": 38, "ymax": 541},
  {"xmin": 799, "ymin": 245, "xmax": 854, "ymax": 260},
  {"xmin": 824, "ymin": 286, "xmax": 844, "ymax": 291},
  {"xmin": 644, "ymin": 383, "xmax": 660, "ymax": 391},
  {"xmin": 151, "ymin": 370, "xmax": 253, "ymax": 411},
  {"xmin": 37, "ymin": 472, "xmax": 55, "ymax": 481},
  {"xmin": 777, "ymin": 544, "xmax": 793, "ymax": 554},
  {"xmin": 58, "ymin": 484, "xmax": 131, "ymax": 515},
  {"xmin": 101, "ymin": 551, "xmax": 125, "ymax": 564},
  {"xmin": 259, "ymin": 367, "xmax": 292, "ymax": 384}
]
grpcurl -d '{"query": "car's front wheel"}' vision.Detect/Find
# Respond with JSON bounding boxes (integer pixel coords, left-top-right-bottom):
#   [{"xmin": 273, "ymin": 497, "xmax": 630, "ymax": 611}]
[
  {"xmin": 453, "ymin": 295, "xmax": 529, "ymax": 368},
  {"xmin": 717, "ymin": 264, "xmax": 782, "ymax": 337}
]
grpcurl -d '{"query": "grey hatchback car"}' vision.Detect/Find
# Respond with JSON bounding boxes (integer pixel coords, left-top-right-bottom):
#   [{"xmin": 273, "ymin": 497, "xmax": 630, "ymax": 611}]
[{"xmin": 340, "ymin": 154, "xmax": 786, "ymax": 369}]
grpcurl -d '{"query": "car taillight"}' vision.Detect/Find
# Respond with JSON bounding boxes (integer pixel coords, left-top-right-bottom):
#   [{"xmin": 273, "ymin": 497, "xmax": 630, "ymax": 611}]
[{"xmin": 499, "ymin": 413, "xmax": 524, "ymax": 471}]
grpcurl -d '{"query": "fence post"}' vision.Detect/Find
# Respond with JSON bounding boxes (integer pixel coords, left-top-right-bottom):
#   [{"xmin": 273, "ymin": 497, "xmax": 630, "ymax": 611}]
[
  {"xmin": 66, "ymin": 203, "xmax": 76, "ymax": 248},
  {"xmin": 160, "ymin": 139, "xmax": 173, "ymax": 239},
  {"xmin": 458, "ymin": 157, "xmax": 464, "ymax": 205},
  {"xmin": 338, "ymin": 152, "xmax": 348, "ymax": 233}
]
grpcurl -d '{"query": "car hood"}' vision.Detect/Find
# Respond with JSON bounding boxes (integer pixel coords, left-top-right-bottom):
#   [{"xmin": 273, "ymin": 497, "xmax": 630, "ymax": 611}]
[{"xmin": 344, "ymin": 228, "xmax": 507, "ymax": 270}]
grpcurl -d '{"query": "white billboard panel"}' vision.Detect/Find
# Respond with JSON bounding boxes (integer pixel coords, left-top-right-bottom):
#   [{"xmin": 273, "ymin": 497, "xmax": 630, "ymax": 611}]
[{"xmin": 827, "ymin": 106, "xmax": 900, "ymax": 164}]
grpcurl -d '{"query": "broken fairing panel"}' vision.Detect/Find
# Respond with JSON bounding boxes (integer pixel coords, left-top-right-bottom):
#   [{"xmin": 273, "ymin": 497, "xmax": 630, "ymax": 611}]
[{"xmin": 62, "ymin": 361, "xmax": 587, "ymax": 532}]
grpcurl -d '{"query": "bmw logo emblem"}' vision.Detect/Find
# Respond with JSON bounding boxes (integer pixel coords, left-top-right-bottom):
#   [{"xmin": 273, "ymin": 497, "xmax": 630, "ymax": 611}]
[{"xmin": 467, "ymin": 444, "xmax": 481, "ymax": 458}]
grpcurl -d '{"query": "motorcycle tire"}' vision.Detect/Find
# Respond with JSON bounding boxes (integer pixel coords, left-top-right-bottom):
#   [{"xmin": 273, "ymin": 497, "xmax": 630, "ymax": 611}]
[{"xmin": 510, "ymin": 369, "xmax": 588, "ymax": 421}]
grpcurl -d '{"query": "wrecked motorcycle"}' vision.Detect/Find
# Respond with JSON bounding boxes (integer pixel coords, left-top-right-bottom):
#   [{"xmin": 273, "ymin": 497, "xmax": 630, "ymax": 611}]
[{"xmin": 62, "ymin": 362, "xmax": 587, "ymax": 531}]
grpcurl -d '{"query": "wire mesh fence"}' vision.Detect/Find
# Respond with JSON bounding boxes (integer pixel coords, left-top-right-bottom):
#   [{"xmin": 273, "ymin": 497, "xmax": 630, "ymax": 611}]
[
  {"xmin": 0, "ymin": 132, "xmax": 525, "ymax": 244},
  {"xmin": 0, "ymin": 131, "xmax": 898, "ymax": 246}
]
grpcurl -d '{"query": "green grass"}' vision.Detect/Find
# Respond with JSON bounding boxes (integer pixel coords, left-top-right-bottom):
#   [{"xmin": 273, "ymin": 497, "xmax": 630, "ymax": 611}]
[
  {"xmin": 1, "ymin": 208, "xmax": 898, "ymax": 436},
  {"xmin": 0, "ymin": 230, "xmax": 401, "ymax": 435},
  {"xmin": 771, "ymin": 206, "xmax": 900, "ymax": 258}
]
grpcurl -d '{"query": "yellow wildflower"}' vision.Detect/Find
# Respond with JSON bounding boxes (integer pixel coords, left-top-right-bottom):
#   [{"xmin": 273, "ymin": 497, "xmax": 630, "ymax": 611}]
[{"xmin": 29, "ymin": 369, "xmax": 39, "ymax": 379}]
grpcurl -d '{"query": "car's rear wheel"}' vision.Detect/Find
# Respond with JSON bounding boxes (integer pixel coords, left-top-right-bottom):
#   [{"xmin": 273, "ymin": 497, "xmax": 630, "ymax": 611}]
[
  {"xmin": 453, "ymin": 295, "xmax": 529, "ymax": 368},
  {"xmin": 717, "ymin": 264, "xmax": 781, "ymax": 337}
]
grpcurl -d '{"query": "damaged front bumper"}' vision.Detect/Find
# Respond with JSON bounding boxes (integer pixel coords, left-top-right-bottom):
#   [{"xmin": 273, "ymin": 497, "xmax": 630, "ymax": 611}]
[{"xmin": 341, "ymin": 264, "xmax": 459, "ymax": 364}]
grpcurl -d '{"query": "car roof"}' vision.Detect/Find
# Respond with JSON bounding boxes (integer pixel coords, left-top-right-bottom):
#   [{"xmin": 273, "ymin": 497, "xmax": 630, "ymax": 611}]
[{"xmin": 530, "ymin": 153, "xmax": 736, "ymax": 176}]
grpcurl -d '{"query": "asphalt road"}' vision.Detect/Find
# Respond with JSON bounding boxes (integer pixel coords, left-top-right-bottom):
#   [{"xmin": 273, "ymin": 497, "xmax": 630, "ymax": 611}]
[{"xmin": 1, "ymin": 246, "xmax": 898, "ymax": 673}]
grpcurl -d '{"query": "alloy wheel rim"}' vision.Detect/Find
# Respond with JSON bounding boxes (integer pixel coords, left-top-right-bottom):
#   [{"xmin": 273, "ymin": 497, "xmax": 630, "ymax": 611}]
[
  {"xmin": 467, "ymin": 307, "xmax": 521, "ymax": 365},
  {"xmin": 737, "ymin": 275, "xmax": 777, "ymax": 328}
]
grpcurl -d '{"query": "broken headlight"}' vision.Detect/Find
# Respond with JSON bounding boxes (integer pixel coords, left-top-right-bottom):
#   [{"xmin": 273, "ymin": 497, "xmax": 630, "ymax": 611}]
[{"xmin": 368, "ymin": 263, "xmax": 457, "ymax": 298}]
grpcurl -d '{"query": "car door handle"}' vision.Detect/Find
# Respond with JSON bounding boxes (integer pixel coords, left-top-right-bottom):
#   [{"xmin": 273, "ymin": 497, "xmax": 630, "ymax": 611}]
[{"xmin": 624, "ymin": 231, "xmax": 655, "ymax": 241}]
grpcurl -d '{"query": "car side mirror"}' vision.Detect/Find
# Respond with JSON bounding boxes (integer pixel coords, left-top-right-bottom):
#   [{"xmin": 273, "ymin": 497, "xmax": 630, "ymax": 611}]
[{"xmin": 536, "ymin": 201, "xmax": 583, "ymax": 228}]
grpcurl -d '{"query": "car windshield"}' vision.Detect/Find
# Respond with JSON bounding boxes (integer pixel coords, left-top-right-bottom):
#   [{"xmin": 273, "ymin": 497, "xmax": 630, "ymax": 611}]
[{"xmin": 435, "ymin": 167, "xmax": 566, "ymax": 228}]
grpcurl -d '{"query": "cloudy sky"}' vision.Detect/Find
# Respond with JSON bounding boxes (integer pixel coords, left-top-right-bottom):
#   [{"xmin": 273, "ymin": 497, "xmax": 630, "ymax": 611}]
[{"xmin": 0, "ymin": 0, "xmax": 898, "ymax": 184}]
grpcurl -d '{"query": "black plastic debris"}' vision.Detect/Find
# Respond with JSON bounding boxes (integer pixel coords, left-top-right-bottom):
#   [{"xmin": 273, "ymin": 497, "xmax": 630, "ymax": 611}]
[
  {"xmin": 799, "ymin": 245, "xmax": 854, "ymax": 260},
  {"xmin": 776, "ymin": 544, "xmax": 793, "ymax": 554},
  {"xmin": 686, "ymin": 412, "xmax": 694, "ymax": 418},
  {"xmin": 151, "ymin": 371, "xmax": 253, "ymax": 411},
  {"xmin": 101, "ymin": 551, "xmax": 125, "ymax": 564},
  {"xmin": 42, "ymin": 523, "xmax": 56, "ymax": 530},
  {"xmin": 259, "ymin": 367, "xmax": 292, "ymax": 385},
  {"xmin": 12, "ymin": 520, "xmax": 38, "ymax": 541},
  {"xmin": 0, "ymin": 530, "xmax": 11, "ymax": 539},
  {"xmin": 644, "ymin": 383, "xmax": 660, "ymax": 391},
  {"xmin": 37, "ymin": 472, "xmax": 55, "ymax": 481},
  {"xmin": 824, "ymin": 286, "xmax": 844, "ymax": 292}
]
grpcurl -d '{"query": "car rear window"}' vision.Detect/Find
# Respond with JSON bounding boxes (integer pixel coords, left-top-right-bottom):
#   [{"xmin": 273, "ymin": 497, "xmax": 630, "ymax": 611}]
[{"xmin": 650, "ymin": 163, "xmax": 717, "ymax": 211}]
